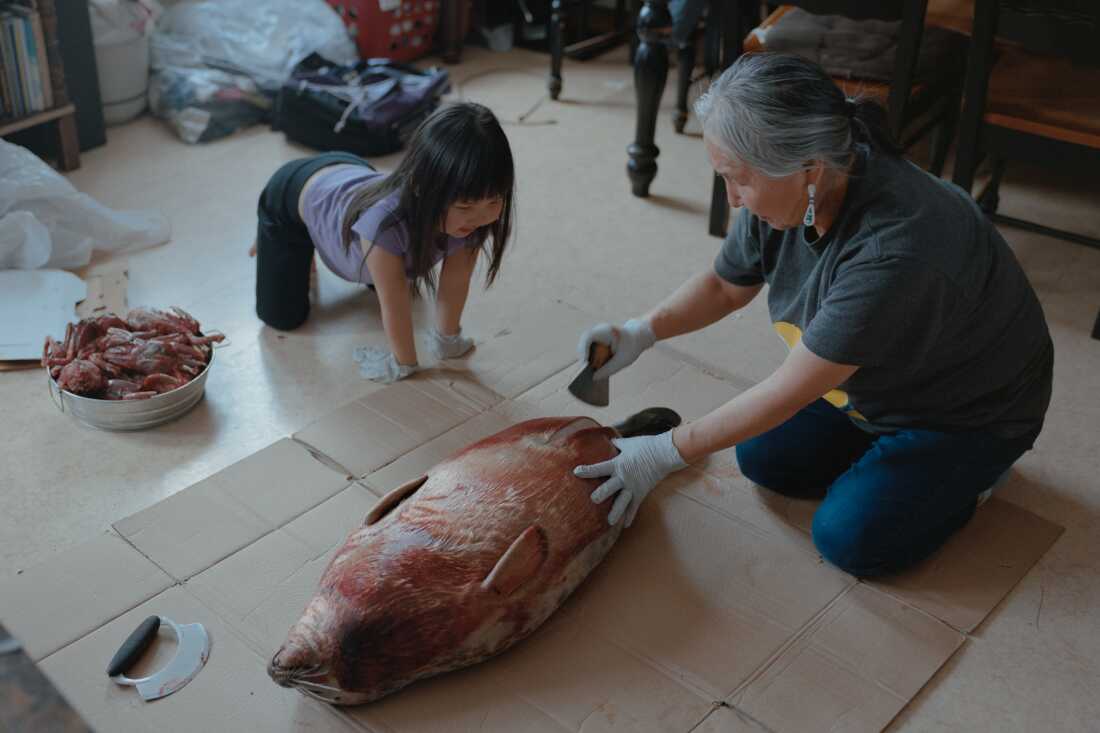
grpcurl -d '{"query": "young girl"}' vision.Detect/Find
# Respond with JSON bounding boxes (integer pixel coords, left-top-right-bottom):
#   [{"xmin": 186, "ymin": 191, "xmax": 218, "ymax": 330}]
[{"xmin": 253, "ymin": 102, "xmax": 515, "ymax": 383}]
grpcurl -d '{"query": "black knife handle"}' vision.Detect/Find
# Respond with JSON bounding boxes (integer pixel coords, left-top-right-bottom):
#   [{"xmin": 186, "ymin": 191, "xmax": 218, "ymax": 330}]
[{"xmin": 107, "ymin": 616, "xmax": 160, "ymax": 677}]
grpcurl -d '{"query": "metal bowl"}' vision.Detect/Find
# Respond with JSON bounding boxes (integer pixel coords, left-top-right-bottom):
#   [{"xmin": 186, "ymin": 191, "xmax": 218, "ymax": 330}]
[{"xmin": 46, "ymin": 345, "xmax": 218, "ymax": 431}]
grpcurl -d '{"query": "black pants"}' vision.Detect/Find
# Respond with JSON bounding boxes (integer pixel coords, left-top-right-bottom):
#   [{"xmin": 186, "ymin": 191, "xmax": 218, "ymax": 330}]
[{"xmin": 255, "ymin": 152, "xmax": 374, "ymax": 330}]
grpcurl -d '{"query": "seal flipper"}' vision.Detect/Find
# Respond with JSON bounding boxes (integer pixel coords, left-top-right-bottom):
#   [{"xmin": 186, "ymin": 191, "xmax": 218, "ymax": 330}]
[
  {"xmin": 365, "ymin": 474, "xmax": 429, "ymax": 526},
  {"xmin": 547, "ymin": 416, "xmax": 601, "ymax": 445},
  {"xmin": 612, "ymin": 407, "xmax": 682, "ymax": 438},
  {"xmin": 481, "ymin": 525, "xmax": 548, "ymax": 596}
]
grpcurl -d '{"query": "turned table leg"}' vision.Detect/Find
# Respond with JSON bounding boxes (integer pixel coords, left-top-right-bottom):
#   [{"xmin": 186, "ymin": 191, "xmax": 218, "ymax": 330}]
[
  {"xmin": 627, "ymin": 0, "xmax": 671, "ymax": 197},
  {"xmin": 548, "ymin": 0, "xmax": 564, "ymax": 99}
]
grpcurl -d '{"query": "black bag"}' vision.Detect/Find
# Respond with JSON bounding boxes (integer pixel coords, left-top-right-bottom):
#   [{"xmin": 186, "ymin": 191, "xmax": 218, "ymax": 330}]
[{"xmin": 272, "ymin": 54, "xmax": 451, "ymax": 156}]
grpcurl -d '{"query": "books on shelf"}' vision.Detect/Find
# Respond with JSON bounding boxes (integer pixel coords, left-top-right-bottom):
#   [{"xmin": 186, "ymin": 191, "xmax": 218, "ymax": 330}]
[{"xmin": 0, "ymin": 0, "xmax": 57, "ymax": 121}]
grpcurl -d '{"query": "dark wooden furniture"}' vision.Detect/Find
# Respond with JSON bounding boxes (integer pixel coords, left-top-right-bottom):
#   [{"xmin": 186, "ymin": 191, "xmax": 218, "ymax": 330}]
[
  {"xmin": 672, "ymin": 0, "xmax": 758, "ymax": 134},
  {"xmin": 952, "ymin": 0, "xmax": 1100, "ymax": 250},
  {"xmin": 627, "ymin": 0, "xmax": 744, "ymax": 197},
  {"xmin": 439, "ymin": 0, "xmax": 470, "ymax": 63},
  {"xmin": 701, "ymin": 0, "xmax": 968, "ymax": 236},
  {"xmin": 0, "ymin": 0, "xmax": 83, "ymax": 170},
  {"xmin": 0, "ymin": 104, "xmax": 80, "ymax": 170},
  {"xmin": 0, "ymin": 624, "xmax": 94, "ymax": 732},
  {"xmin": 54, "ymin": 0, "xmax": 104, "ymax": 153},
  {"xmin": 548, "ymin": 0, "xmax": 636, "ymax": 99}
]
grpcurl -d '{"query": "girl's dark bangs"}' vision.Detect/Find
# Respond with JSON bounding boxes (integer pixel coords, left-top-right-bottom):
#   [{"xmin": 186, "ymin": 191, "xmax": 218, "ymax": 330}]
[{"xmin": 447, "ymin": 138, "xmax": 513, "ymax": 202}]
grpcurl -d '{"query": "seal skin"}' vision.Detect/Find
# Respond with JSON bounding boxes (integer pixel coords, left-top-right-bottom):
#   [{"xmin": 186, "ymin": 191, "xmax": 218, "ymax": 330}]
[{"xmin": 269, "ymin": 410, "xmax": 678, "ymax": 705}]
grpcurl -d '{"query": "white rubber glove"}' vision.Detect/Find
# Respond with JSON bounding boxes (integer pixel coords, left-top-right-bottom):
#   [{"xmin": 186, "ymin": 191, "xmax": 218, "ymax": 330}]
[
  {"xmin": 574, "ymin": 431, "xmax": 687, "ymax": 527},
  {"xmin": 576, "ymin": 318, "xmax": 656, "ymax": 381},
  {"xmin": 429, "ymin": 327, "xmax": 475, "ymax": 359},
  {"xmin": 353, "ymin": 346, "xmax": 418, "ymax": 383}
]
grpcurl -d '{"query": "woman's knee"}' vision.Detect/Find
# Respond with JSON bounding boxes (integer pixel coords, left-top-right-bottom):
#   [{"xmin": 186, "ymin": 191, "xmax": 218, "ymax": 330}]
[
  {"xmin": 811, "ymin": 503, "xmax": 877, "ymax": 576},
  {"xmin": 735, "ymin": 437, "xmax": 825, "ymax": 497},
  {"xmin": 735, "ymin": 438, "xmax": 782, "ymax": 488}
]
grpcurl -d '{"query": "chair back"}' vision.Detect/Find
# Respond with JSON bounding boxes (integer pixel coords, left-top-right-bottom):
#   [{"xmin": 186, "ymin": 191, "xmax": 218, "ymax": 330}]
[
  {"xmin": 995, "ymin": 0, "xmax": 1100, "ymax": 65},
  {"xmin": 779, "ymin": 0, "xmax": 931, "ymax": 138}
]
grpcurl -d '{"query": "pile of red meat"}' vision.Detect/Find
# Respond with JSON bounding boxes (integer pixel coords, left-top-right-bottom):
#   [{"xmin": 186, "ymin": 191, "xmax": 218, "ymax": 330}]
[{"xmin": 42, "ymin": 307, "xmax": 224, "ymax": 400}]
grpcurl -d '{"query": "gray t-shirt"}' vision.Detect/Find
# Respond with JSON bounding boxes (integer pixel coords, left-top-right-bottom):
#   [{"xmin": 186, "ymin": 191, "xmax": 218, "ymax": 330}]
[{"xmin": 714, "ymin": 147, "xmax": 1052, "ymax": 438}]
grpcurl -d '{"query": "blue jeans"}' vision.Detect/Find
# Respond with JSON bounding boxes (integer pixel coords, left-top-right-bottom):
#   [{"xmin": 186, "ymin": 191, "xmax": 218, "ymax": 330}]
[{"xmin": 736, "ymin": 399, "xmax": 1039, "ymax": 577}]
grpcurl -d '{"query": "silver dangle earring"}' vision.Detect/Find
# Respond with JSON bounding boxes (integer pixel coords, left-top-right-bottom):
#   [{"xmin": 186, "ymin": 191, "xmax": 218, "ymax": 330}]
[{"xmin": 803, "ymin": 183, "xmax": 816, "ymax": 228}]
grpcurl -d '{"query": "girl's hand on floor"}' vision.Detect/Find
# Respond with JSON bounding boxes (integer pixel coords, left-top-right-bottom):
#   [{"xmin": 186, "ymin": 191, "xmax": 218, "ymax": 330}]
[
  {"xmin": 429, "ymin": 327, "xmax": 475, "ymax": 359},
  {"xmin": 353, "ymin": 346, "xmax": 418, "ymax": 383}
]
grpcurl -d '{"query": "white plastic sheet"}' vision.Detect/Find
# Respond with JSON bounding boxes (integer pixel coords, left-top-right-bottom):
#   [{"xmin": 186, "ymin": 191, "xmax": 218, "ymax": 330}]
[
  {"xmin": 89, "ymin": 0, "xmax": 161, "ymax": 46},
  {"xmin": 148, "ymin": 0, "xmax": 357, "ymax": 142},
  {"xmin": 152, "ymin": 0, "xmax": 356, "ymax": 88},
  {"xmin": 0, "ymin": 138, "xmax": 170, "ymax": 270}
]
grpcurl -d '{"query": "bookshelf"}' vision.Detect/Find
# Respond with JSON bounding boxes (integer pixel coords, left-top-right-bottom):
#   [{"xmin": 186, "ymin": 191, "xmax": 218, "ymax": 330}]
[{"xmin": 0, "ymin": 0, "xmax": 79, "ymax": 170}]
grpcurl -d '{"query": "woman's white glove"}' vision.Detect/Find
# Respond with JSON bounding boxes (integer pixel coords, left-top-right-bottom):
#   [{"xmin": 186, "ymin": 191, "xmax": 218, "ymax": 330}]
[
  {"xmin": 577, "ymin": 318, "xmax": 656, "ymax": 381},
  {"xmin": 429, "ymin": 327, "xmax": 475, "ymax": 359},
  {"xmin": 353, "ymin": 346, "xmax": 418, "ymax": 383},
  {"xmin": 574, "ymin": 431, "xmax": 687, "ymax": 527}
]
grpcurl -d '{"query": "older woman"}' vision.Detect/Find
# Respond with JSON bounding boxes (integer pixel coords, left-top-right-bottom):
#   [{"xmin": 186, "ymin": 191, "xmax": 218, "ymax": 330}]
[{"xmin": 575, "ymin": 53, "xmax": 1053, "ymax": 577}]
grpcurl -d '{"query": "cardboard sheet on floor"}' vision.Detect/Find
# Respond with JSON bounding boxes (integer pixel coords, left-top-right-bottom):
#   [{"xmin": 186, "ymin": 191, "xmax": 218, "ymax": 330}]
[
  {"xmin": 113, "ymin": 438, "xmax": 354, "ymax": 581},
  {"xmin": 38, "ymin": 586, "xmax": 361, "ymax": 733},
  {"xmin": 727, "ymin": 583, "xmax": 964, "ymax": 732},
  {"xmin": 0, "ymin": 269, "xmax": 87, "ymax": 362},
  {"xmin": 0, "ymin": 531, "xmax": 171, "ymax": 661},
  {"xmin": 689, "ymin": 446, "xmax": 1065, "ymax": 633},
  {"xmin": 436, "ymin": 300, "xmax": 595, "ymax": 400},
  {"xmin": 0, "ymin": 262, "xmax": 128, "ymax": 370},
  {"xmin": 292, "ymin": 372, "xmax": 503, "ymax": 478},
  {"xmin": 0, "ymin": 337, "xmax": 1064, "ymax": 732}
]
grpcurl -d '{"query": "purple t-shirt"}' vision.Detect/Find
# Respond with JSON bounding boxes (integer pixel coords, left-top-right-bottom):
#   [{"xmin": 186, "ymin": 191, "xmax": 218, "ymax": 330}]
[{"xmin": 300, "ymin": 165, "xmax": 475, "ymax": 285}]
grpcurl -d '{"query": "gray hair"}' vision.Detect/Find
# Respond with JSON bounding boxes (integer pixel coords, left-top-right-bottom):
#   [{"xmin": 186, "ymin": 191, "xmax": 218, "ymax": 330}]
[{"xmin": 694, "ymin": 53, "xmax": 898, "ymax": 178}]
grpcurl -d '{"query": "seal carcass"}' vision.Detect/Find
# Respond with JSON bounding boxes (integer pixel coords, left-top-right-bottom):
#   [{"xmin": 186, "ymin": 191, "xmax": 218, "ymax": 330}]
[{"xmin": 269, "ymin": 408, "xmax": 681, "ymax": 705}]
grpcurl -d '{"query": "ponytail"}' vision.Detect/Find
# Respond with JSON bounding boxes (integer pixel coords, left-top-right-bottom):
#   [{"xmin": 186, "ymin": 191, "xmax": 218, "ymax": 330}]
[{"xmin": 846, "ymin": 97, "xmax": 903, "ymax": 157}]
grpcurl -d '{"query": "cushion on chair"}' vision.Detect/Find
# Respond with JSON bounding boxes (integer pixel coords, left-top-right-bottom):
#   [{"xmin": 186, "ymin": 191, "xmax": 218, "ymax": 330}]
[{"xmin": 748, "ymin": 6, "xmax": 966, "ymax": 83}]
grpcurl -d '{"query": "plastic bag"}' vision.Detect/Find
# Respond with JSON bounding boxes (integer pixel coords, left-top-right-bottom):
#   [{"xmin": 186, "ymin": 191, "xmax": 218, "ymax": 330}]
[
  {"xmin": 148, "ymin": 0, "xmax": 357, "ymax": 143},
  {"xmin": 0, "ymin": 139, "xmax": 170, "ymax": 270},
  {"xmin": 89, "ymin": 0, "xmax": 162, "ymax": 45}
]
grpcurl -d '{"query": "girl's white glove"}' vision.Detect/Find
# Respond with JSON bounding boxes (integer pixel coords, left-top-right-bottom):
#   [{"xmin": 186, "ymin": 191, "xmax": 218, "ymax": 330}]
[
  {"xmin": 353, "ymin": 346, "xmax": 418, "ymax": 383},
  {"xmin": 429, "ymin": 327, "xmax": 475, "ymax": 359}
]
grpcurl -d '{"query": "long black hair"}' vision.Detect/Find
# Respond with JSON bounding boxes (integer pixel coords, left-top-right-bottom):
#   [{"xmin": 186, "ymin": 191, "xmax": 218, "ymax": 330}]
[{"xmin": 340, "ymin": 101, "xmax": 515, "ymax": 294}]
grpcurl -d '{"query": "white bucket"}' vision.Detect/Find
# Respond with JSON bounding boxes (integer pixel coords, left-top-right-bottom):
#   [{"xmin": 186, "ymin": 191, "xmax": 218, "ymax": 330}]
[{"xmin": 94, "ymin": 33, "xmax": 150, "ymax": 125}]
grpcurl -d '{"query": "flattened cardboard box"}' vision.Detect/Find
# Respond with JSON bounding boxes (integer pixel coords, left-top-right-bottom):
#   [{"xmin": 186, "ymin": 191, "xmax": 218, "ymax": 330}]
[
  {"xmin": 2, "ymin": 344, "xmax": 1063, "ymax": 732},
  {"xmin": 39, "ymin": 586, "xmax": 362, "ymax": 733},
  {"xmin": 114, "ymin": 438, "xmax": 355, "ymax": 581},
  {"xmin": 292, "ymin": 373, "xmax": 503, "ymax": 479},
  {"xmin": 693, "ymin": 445, "xmax": 1065, "ymax": 633},
  {"xmin": 0, "ymin": 531, "xmax": 172, "ymax": 661}
]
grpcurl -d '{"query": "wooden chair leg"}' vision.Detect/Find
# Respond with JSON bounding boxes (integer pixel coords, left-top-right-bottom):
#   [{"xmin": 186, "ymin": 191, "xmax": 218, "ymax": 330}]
[
  {"xmin": 674, "ymin": 41, "xmax": 695, "ymax": 133},
  {"xmin": 978, "ymin": 157, "xmax": 1006, "ymax": 214},
  {"xmin": 1092, "ymin": 308, "xmax": 1100, "ymax": 340},
  {"xmin": 548, "ymin": 0, "xmax": 564, "ymax": 99},
  {"xmin": 952, "ymin": 0, "xmax": 998, "ymax": 194},
  {"xmin": 56, "ymin": 112, "xmax": 81, "ymax": 172},
  {"xmin": 929, "ymin": 84, "xmax": 962, "ymax": 178}
]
